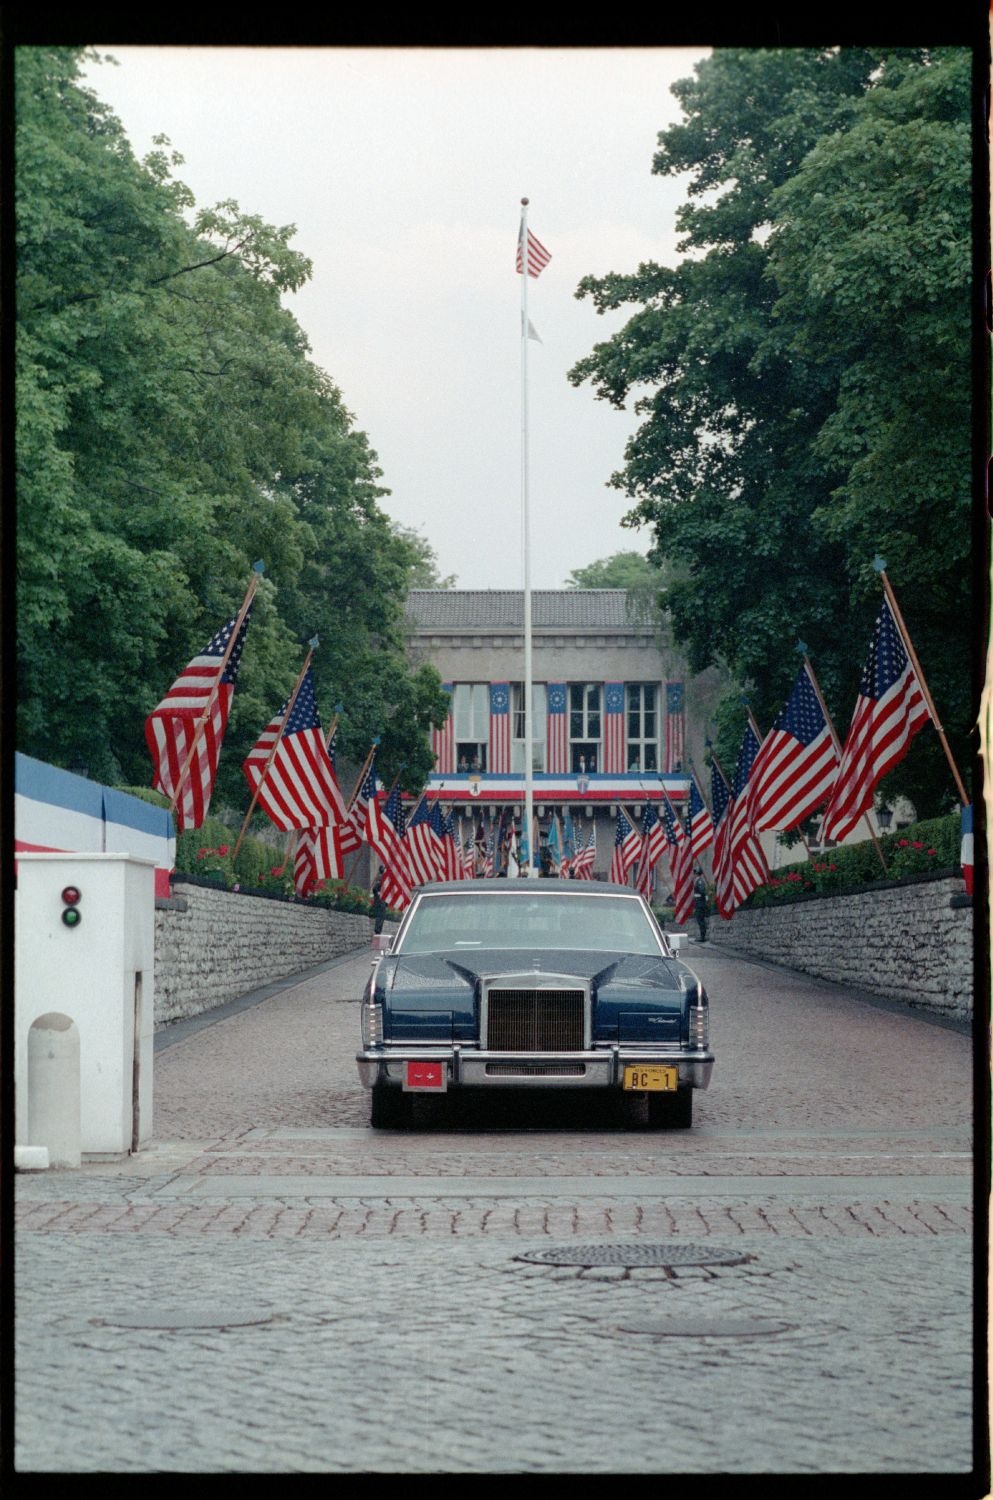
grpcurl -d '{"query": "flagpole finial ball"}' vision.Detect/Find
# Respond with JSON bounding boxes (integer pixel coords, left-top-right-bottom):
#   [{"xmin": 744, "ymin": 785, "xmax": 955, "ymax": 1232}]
[{"xmin": 521, "ymin": 197, "xmax": 529, "ymax": 205}]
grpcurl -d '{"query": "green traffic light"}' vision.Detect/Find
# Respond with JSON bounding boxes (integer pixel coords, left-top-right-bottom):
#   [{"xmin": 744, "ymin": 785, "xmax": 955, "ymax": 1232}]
[{"xmin": 61, "ymin": 908, "xmax": 81, "ymax": 928}]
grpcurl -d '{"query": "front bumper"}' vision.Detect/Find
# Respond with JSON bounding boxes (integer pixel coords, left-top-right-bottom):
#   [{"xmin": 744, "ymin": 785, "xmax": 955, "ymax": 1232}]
[{"xmin": 356, "ymin": 1046, "xmax": 714, "ymax": 1091}]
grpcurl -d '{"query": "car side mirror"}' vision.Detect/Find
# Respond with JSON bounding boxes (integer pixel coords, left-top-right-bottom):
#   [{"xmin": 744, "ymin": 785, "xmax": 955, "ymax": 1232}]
[{"xmin": 667, "ymin": 933, "xmax": 685, "ymax": 953}]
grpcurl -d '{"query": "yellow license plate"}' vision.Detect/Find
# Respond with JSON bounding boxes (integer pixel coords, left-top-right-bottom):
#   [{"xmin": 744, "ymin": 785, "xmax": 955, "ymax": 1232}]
[{"xmin": 623, "ymin": 1064, "xmax": 678, "ymax": 1092}]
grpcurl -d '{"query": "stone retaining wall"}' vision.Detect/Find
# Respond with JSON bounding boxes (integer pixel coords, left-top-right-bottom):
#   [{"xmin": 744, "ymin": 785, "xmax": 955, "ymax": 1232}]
[
  {"xmin": 154, "ymin": 880, "xmax": 372, "ymax": 1025},
  {"xmin": 705, "ymin": 874, "xmax": 973, "ymax": 1022}
]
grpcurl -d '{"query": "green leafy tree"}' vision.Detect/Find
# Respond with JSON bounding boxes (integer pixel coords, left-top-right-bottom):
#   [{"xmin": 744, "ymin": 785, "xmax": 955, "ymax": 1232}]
[
  {"xmin": 569, "ymin": 48, "xmax": 972, "ymax": 814},
  {"xmin": 17, "ymin": 47, "xmax": 449, "ymax": 804},
  {"xmin": 392, "ymin": 525, "xmax": 457, "ymax": 589}
]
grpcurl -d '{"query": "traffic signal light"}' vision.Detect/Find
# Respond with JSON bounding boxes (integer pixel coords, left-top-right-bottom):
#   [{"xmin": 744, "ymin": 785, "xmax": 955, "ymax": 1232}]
[{"xmin": 61, "ymin": 886, "xmax": 82, "ymax": 928}]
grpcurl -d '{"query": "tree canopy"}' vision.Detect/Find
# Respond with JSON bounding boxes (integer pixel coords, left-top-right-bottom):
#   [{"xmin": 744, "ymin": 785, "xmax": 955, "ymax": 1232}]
[
  {"xmin": 17, "ymin": 47, "xmax": 449, "ymax": 805},
  {"xmin": 569, "ymin": 47, "xmax": 973, "ymax": 814}
]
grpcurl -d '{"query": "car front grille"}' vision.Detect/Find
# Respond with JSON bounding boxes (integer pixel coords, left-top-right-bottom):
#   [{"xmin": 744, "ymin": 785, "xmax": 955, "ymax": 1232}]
[
  {"xmin": 485, "ymin": 1063, "xmax": 587, "ymax": 1077},
  {"xmin": 484, "ymin": 988, "xmax": 587, "ymax": 1051}
]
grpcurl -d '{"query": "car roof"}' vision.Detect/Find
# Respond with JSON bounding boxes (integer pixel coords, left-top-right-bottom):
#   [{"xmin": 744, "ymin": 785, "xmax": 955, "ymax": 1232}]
[{"xmin": 407, "ymin": 880, "xmax": 644, "ymax": 896}]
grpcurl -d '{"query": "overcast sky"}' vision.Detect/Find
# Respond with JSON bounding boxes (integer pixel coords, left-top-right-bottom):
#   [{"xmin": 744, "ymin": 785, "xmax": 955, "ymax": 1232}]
[{"xmin": 81, "ymin": 46, "xmax": 711, "ymax": 590}]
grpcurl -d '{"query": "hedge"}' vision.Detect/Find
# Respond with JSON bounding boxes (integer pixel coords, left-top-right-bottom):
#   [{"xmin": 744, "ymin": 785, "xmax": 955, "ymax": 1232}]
[{"xmin": 115, "ymin": 786, "xmax": 376, "ymax": 915}]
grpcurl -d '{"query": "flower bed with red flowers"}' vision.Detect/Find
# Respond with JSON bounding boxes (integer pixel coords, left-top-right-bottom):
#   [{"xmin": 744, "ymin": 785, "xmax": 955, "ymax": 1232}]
[{"xmin": 746, "ymin": 812, "xmax": 962, "ymax": 907}]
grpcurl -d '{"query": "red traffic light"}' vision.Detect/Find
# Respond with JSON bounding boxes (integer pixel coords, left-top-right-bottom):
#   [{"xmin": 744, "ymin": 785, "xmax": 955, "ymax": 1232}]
[
  {"xmin": 61, "ymin": 886, "xmax": 81, "ymax": 905},
  {"xmin": 61, "ymin": 886, "xmax": 82, "ymax": 927}
]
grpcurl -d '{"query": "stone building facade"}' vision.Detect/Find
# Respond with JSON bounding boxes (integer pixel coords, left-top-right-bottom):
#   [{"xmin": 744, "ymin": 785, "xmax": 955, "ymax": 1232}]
[{"xmin": 403, "ymin": 589, "xmax": 728, "ymax": 879}]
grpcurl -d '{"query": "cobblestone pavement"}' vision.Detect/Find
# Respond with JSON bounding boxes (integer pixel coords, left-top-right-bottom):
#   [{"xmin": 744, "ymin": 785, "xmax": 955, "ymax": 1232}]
[{"xmin": 14, "ymin": 942, "xmax": 983, "ymax": 1480}]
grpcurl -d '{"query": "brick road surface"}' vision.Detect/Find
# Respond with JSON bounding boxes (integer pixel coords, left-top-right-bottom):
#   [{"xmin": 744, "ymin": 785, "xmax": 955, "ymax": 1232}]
[{"xmin": 14, "ymin": 940, "xmax": 982, "ymax": 1479}]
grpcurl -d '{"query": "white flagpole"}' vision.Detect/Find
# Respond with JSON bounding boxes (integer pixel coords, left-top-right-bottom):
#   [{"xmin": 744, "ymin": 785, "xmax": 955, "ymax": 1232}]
[{"xmin": 520, "ymin": 197, "xmax": 535, "ymax": 877}]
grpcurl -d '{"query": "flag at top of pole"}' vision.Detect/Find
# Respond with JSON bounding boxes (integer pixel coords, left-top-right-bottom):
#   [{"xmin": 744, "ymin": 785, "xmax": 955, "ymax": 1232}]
[{"xmin": 516, "ymin": 219, "xmax": 551, "ymax": 278}]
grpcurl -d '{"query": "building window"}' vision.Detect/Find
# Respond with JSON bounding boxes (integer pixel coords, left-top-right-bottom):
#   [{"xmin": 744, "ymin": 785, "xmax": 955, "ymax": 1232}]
[
  {"xmin": 510, "ymin": 683, "xmax": 546, "ymax": 773},
  {"xmin": 453, "ymin": 683, "xmax": 488, "ymax": 772},
  {"xmin": 626, "ymin": 684, "xmax": 659, "ymax": 771},
  {"xmin": 569, "ymin": 683, "xmax": 601, "ymax": 773}
]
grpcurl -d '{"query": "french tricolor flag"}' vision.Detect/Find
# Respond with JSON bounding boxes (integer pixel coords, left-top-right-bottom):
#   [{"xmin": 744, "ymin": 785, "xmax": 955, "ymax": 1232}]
[{"xmin": 961, "ymin": 802, "xmax": 973, "ymax": 896}]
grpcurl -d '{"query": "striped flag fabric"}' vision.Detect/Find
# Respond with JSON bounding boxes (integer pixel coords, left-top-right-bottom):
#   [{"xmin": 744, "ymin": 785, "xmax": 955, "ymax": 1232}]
[
  {"xmin": 440, "ymin": 808, "xmax": 461, "ymax": 881},
  {"xmin": 293, "ymin": 823, "xmax": 344, "ymax": 897},
  {"xmin": 546, "ymin": 684, "xmax": 568, "ymax": 773},
  {"xmin": 516, "ymin": 223, "xmax": 552, "ymax": 278},
  {"xmin": 489, "ymin": 683, "xmax": 511, "ymax": 772},
  {"xmin": 661, "ymin": 797, "xmax": 694, "ymax": 925},
  {"xmin": 484, "ymin": 825, "xmax": 495, "ymax": 878},
  {"xmin": 746, "ymin": 665, "xmax": 839, "ymax": 834},
  {"xmin": 726, "ymin": 725, "xmax": 771, "ymax": 907},
  {"xmin": 431, "ymin": 685, "xmax": 455, "ymax": 774},
  {"xmin": 406, "ymin": 799, "xmax": 443, "ymax": 886},
  {"xmin": 603, "ymin": 683, "xmax": 626, "ymax": 773},
  {"xmin": 820, "ymin": 598, "xmax": 930, "ymax": 845},
  {"xmin": 573, "ymin": 825, "xmax": 596, "ymax": 880},
  {"xmin": 711, "ymin": 762, "xmax": 734, "ymax": 919},
  {"xmin": 635, "ymin": 803, "xmax": 667, "ymax": 899},
  {"xmin": 665, "ymin": 682, "xmax": 685, "ymax": 772},
  {"xmin": 462, "ymin": 827, "xmax": 476, "ymax": 879},
  {"xmin": 362, "ymin": 757, "xmax": 411, "ymax": 909},
  {"xmin": 379, "ymin": 781, "xmax": 411, "ymax": 911},
  {"xmin": 687, "ymin": 773, "xmax": 715, "ymax": 860},
  {"xmin": 145, "ymin": 604, "xmax": 253, "ymax": 831},
  {"xmin": 242, "ymin": 665, "xmax": 346, "ymax": 831},
  {"xmin": 609, "ymin": 809, "xmax": 642, "ymax": 885}
]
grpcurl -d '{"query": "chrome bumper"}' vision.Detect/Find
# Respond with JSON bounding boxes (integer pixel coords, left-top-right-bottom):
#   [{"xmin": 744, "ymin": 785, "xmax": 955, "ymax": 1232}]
[{"xmin": 356, "ymin": 1046, "xmax": 714, "ymax": 1091}]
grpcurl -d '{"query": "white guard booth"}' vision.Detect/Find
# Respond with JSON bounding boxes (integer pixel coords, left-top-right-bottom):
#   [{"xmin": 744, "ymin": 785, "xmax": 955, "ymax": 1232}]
[{"xmin": 15, "ymin": 853, "xmax": 155, "ymax": 1158}]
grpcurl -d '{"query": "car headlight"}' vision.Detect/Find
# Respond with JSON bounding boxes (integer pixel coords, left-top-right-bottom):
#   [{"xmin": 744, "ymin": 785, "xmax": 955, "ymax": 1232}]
[{"xmin": 361, "ymin": 999, "xmax": 384, "ymax": 1048}]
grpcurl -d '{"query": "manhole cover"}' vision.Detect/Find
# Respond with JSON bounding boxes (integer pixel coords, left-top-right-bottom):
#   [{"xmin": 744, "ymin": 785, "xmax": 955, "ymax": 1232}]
[
  {"xmin": 612, "ymin": 1317, "xmax": 795, "ymax": 1339},
  {"xmin": 514, "ymin": 1243, "xmax": 752, "ymax": 1269},
  {"xmin": 93, "ymin": 1306, "xmax": 276, "ymax": 1331}
]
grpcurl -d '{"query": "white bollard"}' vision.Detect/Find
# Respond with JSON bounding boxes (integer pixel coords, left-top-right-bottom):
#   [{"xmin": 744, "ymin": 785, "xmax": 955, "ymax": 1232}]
[{"xmin": 27, "ymin": 1013, "xmax": 81, "ymax": 1168}]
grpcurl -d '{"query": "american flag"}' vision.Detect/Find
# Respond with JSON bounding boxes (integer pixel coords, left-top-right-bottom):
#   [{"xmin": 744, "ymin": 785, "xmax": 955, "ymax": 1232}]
[
  {"xmin": 746, "ymin": 665, "xmax": 839, "ymax": 834},
  {"xmin": 820, "ymin": 599, "xmax": 930, "ymax": 845},
  {"xmin": 573, "ymin": 825, "xmax": 596, "ymax": 880},
  {"xmin": 362, "ymin": 757, "xmax": 411, "ymax": 909},
  {"xmin": 665, "ymin": 682, "xmax": 685, "ymax": 772},
  {"xmin": 339, "ymin": 750, "xmax": 377, "ymax": 856},
  {"xmin": 546, "ymin": 684, "xmax": 568, "ymax": 773},
  {"xmin": 711, "ymin": 761, "xmax": 734, "ymax": 919},
  {"xmin": 379, "ymin": 780, "xmax": 411, "ymax": 911},
  {"xmin": 726, "ymin": 725, "xmax": 771, "ymax": 908},
  {"xmin": 462, "ymin": 826, "xmax": 476, "ymax": 879},
  {"xmin": 603, "ymin": 683, "xmax": 626, "ymax": 773},
  {"xmin": 516, "ymin": 222, "xmax": 552, "ymax": 278},
  {"xmin": 406, "ymin": 799, "xmax": 443, "ymax": 886},
  {"xmin": 484, "ymin": 825, "xmax": 495, "ymax": 878},
  {"xmin": 661, "ymin": 796, "xmax": 694, "ymax": 925},
  {"xmin": 144, "ymin": 604, "xmax": 253, "ymax": 831},
  {"xmin": 431, "ymin": 685, "xmax": 455, "ymax": 773},
  {"xmin": 635, "ymin": 803, "xmax": 667, "ymax": 899},
  {"xmin": 609, "ymin": 808, "xmax": 641, "ymax": 885},
  {"xmin": 441, "ymin": 810, "xmax": 462, "ymax": 881},
  {"xmin": 293, "ymin": 823, "xmax": 344, "ymax": 897},
  {"xmin": 242, "ymin": 665, "xmax": 346, "ymax": 831},
  {"xmin": 687, "ymin": 772, "xmax": 715, "ymax": 859},
  {"xmin": 294, "ymin": 717, "xmax": 346, "ymax": 895},
  {"xmin": 489, "ymin": 683, "xmax": 511, "ymax": 772}
]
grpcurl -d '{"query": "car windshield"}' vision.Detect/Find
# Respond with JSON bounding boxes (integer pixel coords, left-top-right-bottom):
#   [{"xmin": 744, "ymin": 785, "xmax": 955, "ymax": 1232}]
[{"xmin": 397, "ymin": 892, "xmax": 665, "ymax": 956}]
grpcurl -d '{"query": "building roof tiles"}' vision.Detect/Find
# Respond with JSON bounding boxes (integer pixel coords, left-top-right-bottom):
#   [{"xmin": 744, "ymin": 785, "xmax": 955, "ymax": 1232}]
[{"xmin": 405, "ymin": 589, "xmax": 645, "ymax": 630}]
